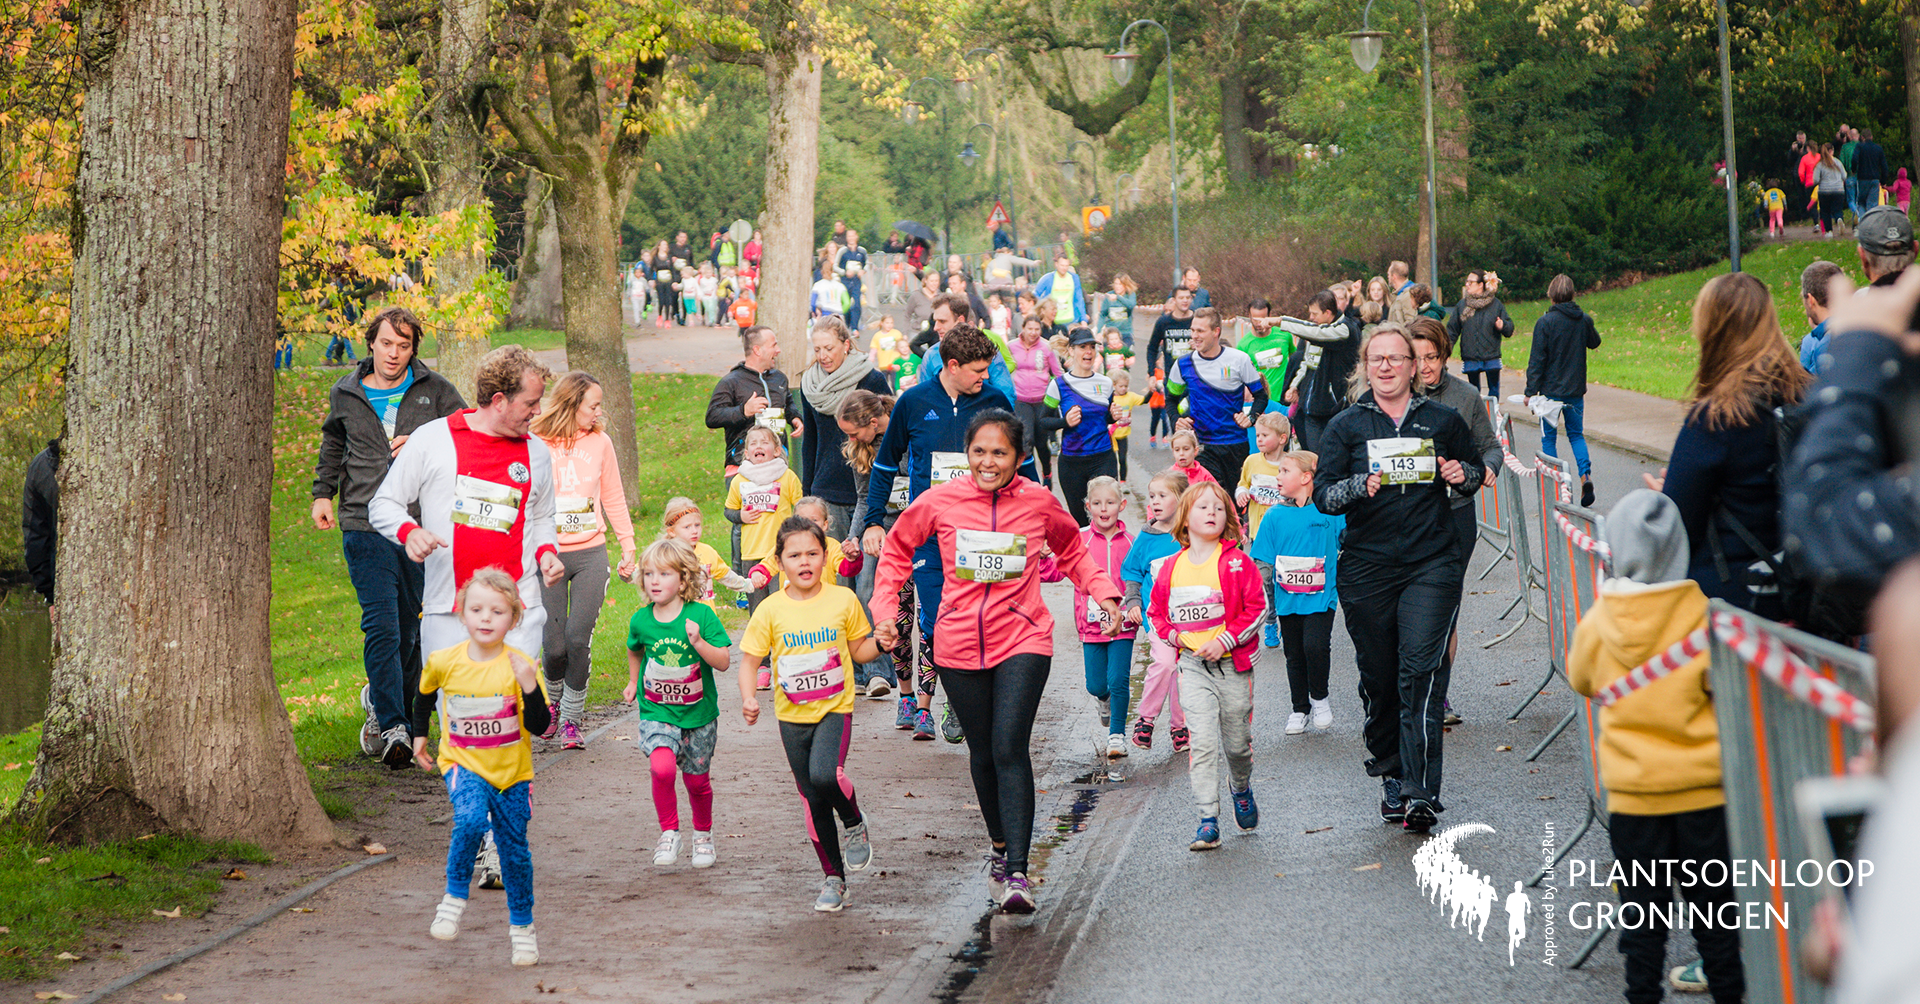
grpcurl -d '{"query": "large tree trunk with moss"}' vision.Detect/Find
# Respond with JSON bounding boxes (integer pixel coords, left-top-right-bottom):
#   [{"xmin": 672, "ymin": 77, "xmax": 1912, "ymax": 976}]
[
  {"xmin": 1220, "ymin": 66, "xmax": 1253, "ymax": 186},
  {"xmin": 23, "ymin": 0, "xmax": 333, "ymax": 846},
  {"xmin": 1432, "ymin": 19, "xmax": 1468, "ymax": 195},
  {"xmin": 548, "ymin": 169, "xmax": 633, "ymax": 476},
  {"xmin": 424, "ymin": 0, "xmax": 494, "ymax": 396},
  {"xmin": 507, "ymin": 173, "xmax": 564, "ymax": 330},
  {"xmin": 760, "ymin": 44, "xmax": 823, "ymax": 376}
]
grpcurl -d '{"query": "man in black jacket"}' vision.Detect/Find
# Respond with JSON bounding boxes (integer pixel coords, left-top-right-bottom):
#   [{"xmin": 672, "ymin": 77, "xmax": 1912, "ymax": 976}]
[
  {"xmin": 1524, "ymin": 274, "xmax": 1603, "ymax": 506},
  {"xmin": 311, "ymin": 306, "xmax": 467, "ymax": 767},
  {"xmin": 1277, "ymin": 289, "xmax": 1362, "ymax": 453},
  {"xmin": 21, "ymin": 437, "xmax": 58, "ymax": 616},
  {"xmin": 1854, "ymin": 129, "xmax": 1888, "ymax": 214}
]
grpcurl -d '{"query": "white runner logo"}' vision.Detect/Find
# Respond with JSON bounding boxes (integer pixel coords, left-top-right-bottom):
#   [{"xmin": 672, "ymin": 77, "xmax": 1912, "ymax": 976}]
[{"xmin": 1412, "ymin": 823, "xmax": 1533, "ymax": 966}]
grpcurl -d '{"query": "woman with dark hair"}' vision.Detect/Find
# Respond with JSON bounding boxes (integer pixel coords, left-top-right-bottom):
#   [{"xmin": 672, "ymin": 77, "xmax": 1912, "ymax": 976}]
[
  {"xmin": 1645, "ymin": 272, "xmax": 1811, "ymax": 618},
  {"xmin": 1446, "ymin": 269, "xmax": 1513, "ymax": 399},
  {"xmin": 648, "ymin": 240, "xmax": 678, "ymax": 327},
  {"xmin": 871, "ymin": 409, "xmax": 1122, "ymax": 914},
  {"xmin": 798, "ymin": 315, "xmax": 891, "ymax": 539},
  {"xmin": 1814, "ymin": 143, "xmax": 1848, "ymax": 236}
]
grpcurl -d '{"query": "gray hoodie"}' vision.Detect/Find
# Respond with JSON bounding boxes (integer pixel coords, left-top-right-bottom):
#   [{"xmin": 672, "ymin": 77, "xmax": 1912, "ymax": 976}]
[{"xmin": 1602, "ymin": 489, "xmax": 1690, "ymax": 585}]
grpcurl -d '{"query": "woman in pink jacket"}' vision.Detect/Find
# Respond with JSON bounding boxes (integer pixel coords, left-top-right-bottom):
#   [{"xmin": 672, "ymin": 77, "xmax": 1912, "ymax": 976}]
[
  {"xmin": 873, "ymin": 409, "xmax": 1121, "ymax": 915},
  {"xmin": 1147, "ymin": 481, "xmax": 1269, "ymax": 851},
  {"xmin": 533, "ymin": 371, "xmax": 637, "ymax": 749}
]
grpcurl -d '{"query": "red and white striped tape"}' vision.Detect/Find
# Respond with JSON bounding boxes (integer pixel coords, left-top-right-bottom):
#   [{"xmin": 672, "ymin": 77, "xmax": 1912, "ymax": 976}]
[
  {"xmin": 1555, "ymin": 510, "xmax": 1611, "ymax": 559},
  {"xmin": 1586, "ymin": 610, "xmax": 1874, "ymax": 733}
]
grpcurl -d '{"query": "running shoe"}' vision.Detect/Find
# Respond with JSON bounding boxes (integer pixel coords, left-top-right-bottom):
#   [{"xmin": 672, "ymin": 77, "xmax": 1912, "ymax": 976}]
[
  {"xmin": 653, "ymin": 829, "xmax": 682, "ymax": 866},
  {"xmin": 1443, "ymin": 709, "xmax": 1463, "ymax": 726},
  {"xmin": 757, "ymin": 669, "xmax": 772, "ymax": 691},
  {"xmin": 358, "ymin": 685, "xmax": 381, "ymax": 757},
  {"xmin": 1190, "ymin": 817, "xmax": 1222, "ymax": 851},
  {"xmin": 941, "ymin": 703, "xmax": 965, "ymax": 744},
  {"xmin": 843, "ymin": 820, "xmax": 873, "ymax": 871},
  {"xmin": 380, "ymin": 726, "xmax": 414, "ymax": 770},
  {"xmin": 1231, "ymin": 786, "xmax": 1259, "ymax": 830},
  {"xmin": 1581, "ymin": 479, "xmax": 1596, "ymax": 509},
  {"xmin": 1380, "ymin": 777, "xmax": 1406, "ymax": 825},
  {"xmin": 1263, "ymin": 623, "xmax": 1280, "ymax": 648},
  {"xmin": 1000, "ymin": 872, "xmax": 1037, "ymax": 914},
  {"xmin": 1170, "ymin": 725, "xmax": 1191, "ymax": 753},
  {"xmin": 561, "ymin": 720, "xmax": 584, "ymax": 750},
  {"xmin": 895, "ymin": 695, "xmax": 917, "ymax": 730},
  {"xmin": 1402, "ymin": 797, "xmax": 1438, "ymax": 834},
  {"xmin": 509, "ymin": 923, "xmax": 539, "ymax": 966},
  {"xmin": 1669, "ymin": 959, "xmax": 1708, "ymax": 993},
  {"xmin": 866, "ymin": 676, "xmax": 892, "ymax": 699},
  {"xmin": 815, "ymin": 876, "xmax": 847, "ymax": 912},
  {"xmin": 1095, "ymin": 695, "xmax": 1111, "ymax": 727},
  {"xmin": 540, "ymin": 698, "xmax": 561, "ymax": 740},
  {"xmin": 1130, "ymin": 717, "xmax": 1154, "ymax": 750},
  {"xmin": 986, "ymin": 850, "xmax": 1009, "ymax": 902},
  {"xmin": 1310, "ymin": 697, "xmax": 1334, "ymax": 731},
  {"xmin": 1107, "ymin": 734, "xmax": 1128, "ymax": 759},
  {"xmin": 691, "ymin": 831, "xmax": 717, "ymax": 869},
  {"xmin": 912, "ymin": 708, "xmax": 936, "ymax": 741},
  {"xmin": 429, "ymin": 894, "xmax": 465, "ymax": 941},
  {"xmin": 1285, "ymin": 712, "xmax": 1308, "ymax": 735},
  {"xmin": 477, "ymin": 834, "xmax": 504, "ymax": 889}
]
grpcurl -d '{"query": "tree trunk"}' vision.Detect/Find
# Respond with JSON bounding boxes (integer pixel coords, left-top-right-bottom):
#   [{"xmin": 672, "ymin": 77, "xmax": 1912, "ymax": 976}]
[
  {"xmin": 1431, "ymin": 19, "xmax": 1469, "ymax": 194},
  {"xmin": 507, "ymin": 173, "xmax": 564, "ymax": 330},
  {"xmin": 547, "ymin": 166, "xmax": 637, "ymax": 489},
  {"xmin": 1903, "ymin": 7, "xmax": 1920, "ymax": 180},
  {"xmin": 1417, "ymin": 176, "xmax": 1434, "ymax": 286},
  {"xmin": 26, "ymin": 0, "xmax": 332, "ymax": 845},
  {"xmin": 761, "ymin": 46, "xmax": 823, "ymax": 376},
  {"xmin": 424, "ymin": 0, "xmax": 493, "ymax": 397},
  {"xmin": 1220, "ymin": 66, "xmax": 1253, "ymax": 186}
]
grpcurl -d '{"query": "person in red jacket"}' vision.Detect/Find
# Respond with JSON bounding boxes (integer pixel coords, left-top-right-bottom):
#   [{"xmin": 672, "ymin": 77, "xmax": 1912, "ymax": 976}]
[
  {"xmin": 1147, "ymin": 481, "xmax": 1269, "ymax": 851},
  {"xmin": 872, "ymin": 409, "xmax": 1121, "ymax": 915}
]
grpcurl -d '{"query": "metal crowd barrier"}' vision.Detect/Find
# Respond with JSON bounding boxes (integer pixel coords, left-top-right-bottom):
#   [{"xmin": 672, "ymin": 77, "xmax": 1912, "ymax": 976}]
[
  {"xmin": 1472, "ymin": 397, "xmax": 1514, "ymax": 579},
  {"xmin": 1519, "ymin": 452, "xmax": 1581, "ymax": 760},
  {"xmin": 1705, "ymin": 602, "xmax": 1876, "ymax": 1004}
]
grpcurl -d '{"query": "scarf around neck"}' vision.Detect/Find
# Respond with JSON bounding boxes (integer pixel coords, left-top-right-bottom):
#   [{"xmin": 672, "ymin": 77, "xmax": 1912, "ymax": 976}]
[
  {"xmin": 1458, "ymin": 292, "xmax": 1495, "ymax": 321},
  {"xmin": 802, "ymin": 350, "xmax": 875, "ymax": 418},
  {"xmin": 737, "ymin": 456, "xmax": 789, "ymax": 486}
]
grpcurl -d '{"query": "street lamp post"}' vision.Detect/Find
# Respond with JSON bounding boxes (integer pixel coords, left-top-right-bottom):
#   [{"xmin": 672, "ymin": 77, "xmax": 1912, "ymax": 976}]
[
  {"xmin": 1621, "ymin": 0, "xmax": 1740, "ymax": 272},
  {"xmin": 961, "ymin": 122, "xmax": 1005, "ymax": 248},
  {"xmin": 962, "ymin": 47, "xmax": 1017, "ymax": 247},
  {"xmin": 1106, "ymin": 19, "xmax": 1180, "ymax": 288},
  {"xmin": 903, "ymin": 76, "xmax": 955, "ymax": 253},
  {"xmin": 1347, "ymin": 0, "xmax": 1438, "ymax": 292},
  {"xmin": 1058, "ymin": 138, "xmax": 1100, "ymax": 204}
]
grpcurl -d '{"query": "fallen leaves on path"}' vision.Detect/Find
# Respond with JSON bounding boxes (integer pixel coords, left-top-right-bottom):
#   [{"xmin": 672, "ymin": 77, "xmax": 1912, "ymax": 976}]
[
  {"xmin": 362, "ymin": 843, "xmax": 387, "ymax": 855},
  {"xmin": 1353, "ymin": 862, "xmax": 1382, "ymax": 872},
  {"xmin": 55, "ymin": 952, "xmax": 81, "ymax": 960},
  {"xmin": 1304, "ymin": 826, "xmax": 1332, "ymax": 834},
  {"xmin": 288, "ymin": 908, "xmax": 315, "ymax": 914},
  {"xmin": 164, "ymin": 995, "xmax": 187, "ymax": 1001},
  {"xmin": 1495, "ymin": 746, "xmax": 1513, "ymax": 752},
  {"xmin": 34, "ymin": 991, "xmax": 76, "ymax": 1000},
  {"xmin": 223, "ymin": 868, "xmax": 247, "ymax": 880},
  {"xmin": 153, "ymin": 906, "xmax": 182, "ymax": 919}
]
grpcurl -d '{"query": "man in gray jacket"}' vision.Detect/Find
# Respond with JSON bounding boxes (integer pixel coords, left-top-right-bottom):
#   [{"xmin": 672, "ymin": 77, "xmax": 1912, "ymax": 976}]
[{"xmin": 311, "ymin": 306, "xmax": 466, "ymax": 768}]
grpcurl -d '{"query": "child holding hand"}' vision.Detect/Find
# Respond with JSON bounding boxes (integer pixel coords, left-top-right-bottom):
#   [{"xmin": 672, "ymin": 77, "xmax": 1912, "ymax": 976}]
[
  {"xmin": 726, "ymin": 425, "xmax": 804, "ymax": 631},
  {"xmin": 662, "ymin": 497, "xmax": 752, "ymax": 608},
  {"xmin": 1039, "ymin": 476, "xmax": 1137, "ymax": 758},
  {"xmin": 1248, "ymin": 450, "xmax": 1342, "ymax": 735},
  {"xmin": 625, "ymin": 538, "xmax": 733, "ymax": 869}
]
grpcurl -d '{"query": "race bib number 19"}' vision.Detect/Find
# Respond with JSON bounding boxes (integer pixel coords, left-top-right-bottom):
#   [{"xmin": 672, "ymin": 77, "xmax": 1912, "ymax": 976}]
[
  {"xmin": 1368, "ymin": 437, "xmax": 1437, "ymax": 485},
  {"xmin": 953, "ymin": 530, "xmax": 1027, "ymax": 583},
  {"xmin": 451, "ymin": 475, "xmax": 523, "ymax": 534}
]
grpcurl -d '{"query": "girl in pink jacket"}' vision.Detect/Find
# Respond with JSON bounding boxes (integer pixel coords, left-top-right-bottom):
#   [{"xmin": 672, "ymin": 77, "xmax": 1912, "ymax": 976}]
[
  {"xmin": 1038, "ymin": 476, "xmax": 1137, "ymax": 759},
  {"xmin": 1147, "ymin": 481, "xmax": 1269, "ymax": 851},
  {"xmin": 872, "ymin": 410, "xmax": 1121, "ymax": 915}
]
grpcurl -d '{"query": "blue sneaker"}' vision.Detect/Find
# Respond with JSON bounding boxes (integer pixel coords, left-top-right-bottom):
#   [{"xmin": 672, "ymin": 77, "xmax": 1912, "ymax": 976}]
[
  {"xmin": 913, "ymin": 708, "xmax": 936, "ymax": 741},
  {"xmin": 1380, "ymin": 777, "xmax": 1406, "ymax": 825},
  {"xmin": 1231, "ymin": 787, "xmax": 1258, "ymax": 830},
  {"xmin": 895, "ymin": 695, "xmax": 916, "ymax": 730},
  {"xmin": 1190, "ymin": 817, "xmax": 1222, "ymax": 851},
  {"xmin": 1263, "ymin": 623, "xmax": 1280, "ymax": 648}
]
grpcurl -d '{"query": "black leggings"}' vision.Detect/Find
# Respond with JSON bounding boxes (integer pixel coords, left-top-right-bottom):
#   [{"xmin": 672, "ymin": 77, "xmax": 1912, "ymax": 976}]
[
  {"xmin": 1464, "ymin": 369, "xmax": 1500, "ymax": 399},
  {"xmin": 1279, "ymin": 610, "xmax": 1335, "ymax": 713},
  {"xmin": 1055, "ymin": 451, "xmax": 1119, "ymax": 526},
  {"xmin": 1610, "ymin": 807, "xmax": 1746, "ymax": 1004},
  {"xmin": 1115, "ymin": 439, "xmax": 1130, "ymax": 481},
  {"xmin": 937, "ymin": 654, "xmax": 1051, "ymax": 874},
  {"xmin": 779, "ymin": 713, "xmax": 862, "ymax": 877}
]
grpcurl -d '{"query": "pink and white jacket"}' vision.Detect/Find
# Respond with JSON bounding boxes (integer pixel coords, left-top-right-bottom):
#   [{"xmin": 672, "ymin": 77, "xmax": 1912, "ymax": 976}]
[
  {"xmin": 873, "ymin": 474, "xmax": 1120, "ymax": 670},
  {"xmin": 1145, "ymin": 540, "xmax": 1268, "ymax": 674},
  {"xmin": 369, "ymin": 410, "xmax": 560, "ymax": 615},
  {"xmin": 538, "ymin": 429, "xmax": 636, "ymax": 554},
  {"xmin": 1038, "ymin": 522, "xmax": 1137, "ymax": 643}
]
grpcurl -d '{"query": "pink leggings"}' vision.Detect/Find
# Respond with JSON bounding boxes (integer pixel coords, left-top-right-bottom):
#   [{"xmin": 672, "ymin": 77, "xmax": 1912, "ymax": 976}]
[
  {"xmin": 1769, "ymin": 208, "xmax": 1783, "ymax": 231},
  {"xmin": 650, "ymin": 747, "xmax": 713, "ymax": 832},
  {"xmin": 1137, "ymin": 633, "xmax": 1185, "ymax": 728}
]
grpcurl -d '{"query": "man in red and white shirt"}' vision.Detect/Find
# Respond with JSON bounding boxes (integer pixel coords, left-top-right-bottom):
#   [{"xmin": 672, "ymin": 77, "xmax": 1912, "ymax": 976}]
[{"xmin": 371, "ymin": 346, "xmax": 566, "ymax": 671}]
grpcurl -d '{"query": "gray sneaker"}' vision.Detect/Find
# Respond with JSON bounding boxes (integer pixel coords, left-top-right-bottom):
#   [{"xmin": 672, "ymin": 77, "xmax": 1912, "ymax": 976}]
[
  {"xmin": 940, "ymin": 703, "xmax": 965, "ymax": 744},
  {"xmin": 380, "ymin": 725, "xmax": 414, "ymax": 770},
  {"xmin": 814, "ymin": 876, "xmax": 847, "ymax": 912},
  {"xmin": 476, "ymin": 833, "xmax": 504, "ymax": 890},
  {"xmin": 843, "ymin": 820, "xmax": 873, "ymax": 871},
  {"xmin": 358, "ymin": 685, "xmax": 381, "ymax": 757}
]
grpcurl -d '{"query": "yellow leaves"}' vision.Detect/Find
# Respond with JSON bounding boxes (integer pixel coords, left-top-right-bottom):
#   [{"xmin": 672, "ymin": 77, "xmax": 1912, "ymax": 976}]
[{"xmin": 152, "ymin": 906, "xmax": 182, "ymax": 919}]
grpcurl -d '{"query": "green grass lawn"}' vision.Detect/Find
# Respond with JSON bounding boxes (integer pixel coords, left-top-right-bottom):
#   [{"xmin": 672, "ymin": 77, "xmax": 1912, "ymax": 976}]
[
  {"xmin": 1501, "ymin": 241, "xmax": 1863, "ymax": 401},
  {"xmin": 0, "ymin": 368, "xmax": 738, "ymax": 978}
]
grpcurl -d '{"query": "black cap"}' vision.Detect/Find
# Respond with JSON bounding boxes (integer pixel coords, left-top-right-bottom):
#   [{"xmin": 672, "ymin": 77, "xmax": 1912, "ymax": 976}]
[
  {"xmin": 1858, "ymin": 205, "xmax": 1914, "ymax": 256},
  {"xmin": 1067, "ymin": 326, "xmax": 1098, "ymax": 346}
]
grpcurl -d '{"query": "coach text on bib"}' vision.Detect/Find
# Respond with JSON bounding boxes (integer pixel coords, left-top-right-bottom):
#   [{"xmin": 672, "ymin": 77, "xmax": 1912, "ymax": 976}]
[
  {"xmin": 555, "ymin": 495, "xmax": 600, "ymax": 535},
  {"xmin": 451, "ymin": 475, "xmax": 523, "ymax": 534},
  {"xmin": 953, "ymin": 530, "xmax": 1027, "ymax": 583},
  {"xmin": 1367, "ymin": 437, "xmax": 1436, "ymax": 486}
]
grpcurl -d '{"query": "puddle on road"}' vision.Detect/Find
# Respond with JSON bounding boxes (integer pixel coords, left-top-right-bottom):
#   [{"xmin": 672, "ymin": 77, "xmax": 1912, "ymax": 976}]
[{"xmin": 932, "ymin": 911, "xmax": 995, "ymax": 1004}]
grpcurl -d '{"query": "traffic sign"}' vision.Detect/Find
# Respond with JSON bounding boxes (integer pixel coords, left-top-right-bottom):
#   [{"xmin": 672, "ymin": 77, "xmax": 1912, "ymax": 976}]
[
  {"xmin": 727, "ymin": 219, "xmax": 753, "ymax": 244},
  {"xmin": 986, "ymin": 201, "xmax": 1011, "ymax": 227},
  {"xmin": 1082, "ymin": 205, "xmax": 1112, "ymax": 235}
]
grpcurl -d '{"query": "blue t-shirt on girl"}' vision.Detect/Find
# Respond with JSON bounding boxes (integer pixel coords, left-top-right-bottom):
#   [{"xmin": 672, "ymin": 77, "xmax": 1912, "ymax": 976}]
[
  {"xmin": 1247, "ymin": 500, "xmax": 1344, "ymax": 616},
  {"xmin": 1119, "ymin": 524, "xmax": 1183, "ymax": 599}
]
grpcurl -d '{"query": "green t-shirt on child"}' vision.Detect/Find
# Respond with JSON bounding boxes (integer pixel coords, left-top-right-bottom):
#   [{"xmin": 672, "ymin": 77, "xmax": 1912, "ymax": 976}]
[{"xmin": 627, "ymin": 601, "xmax": 731, "ymax": 729}]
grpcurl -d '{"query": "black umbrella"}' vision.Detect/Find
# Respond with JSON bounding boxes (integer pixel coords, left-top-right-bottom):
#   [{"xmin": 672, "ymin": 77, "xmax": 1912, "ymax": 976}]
[{"xmin": 893, "ymin": 220, "xmax": 936, "ymax": 243}]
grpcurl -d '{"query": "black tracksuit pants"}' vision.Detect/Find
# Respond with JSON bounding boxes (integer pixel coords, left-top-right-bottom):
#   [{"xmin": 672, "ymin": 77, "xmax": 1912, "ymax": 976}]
[{"xmin": 1338, "ymin": 551, "xmax": 1462, "ymax": 805}]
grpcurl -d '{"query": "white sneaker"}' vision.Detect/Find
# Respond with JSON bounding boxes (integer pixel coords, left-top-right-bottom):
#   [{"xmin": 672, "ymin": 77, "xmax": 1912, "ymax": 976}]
[
  {"xmin": 1285, "ymin": 712, "xmax": 1308, "ymax": 735},
  {"xmin": 653, "ymin": 829, "xmax": 681, "ymax": 866},
  {"xmin": 1310, "ymin": 697, "xmax": 1334, "ymax": 731},
  {"xmin": 866, "ymin": 676, "xmax": 892, "ymax": 699},
  {"xmin": 510, "ymin": 924, "xmax": 538, "ymax": 966},
  {"xmin": 358, "ymin": 685, "xmax": 382, "ymax": 756},
  {"xmin": 475, "ymin": 834, "xmax": 503, "ymax": 890},
  {"xmin": 429, "ymin": 894, "xmax": 465, "ymax": 940},
  {"xmin": 691, "ymin": 831, "xmax": 717, "ymax": 868},
  {"xmin": 1107, "ymin": 734, "xmax": 1128, "ymax": 759}
]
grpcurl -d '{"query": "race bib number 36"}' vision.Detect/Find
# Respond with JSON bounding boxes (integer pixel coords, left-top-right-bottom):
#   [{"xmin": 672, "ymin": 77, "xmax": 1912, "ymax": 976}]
[
  {"xmin": 777, "ymin": 649, "xmax": 846, "ymax": 704},
  {"xmin": 556, "ymin": 495, "xmax": 600, "ymax": 535},
  {"xmin": 445, "ymin": 694, "xmax": 520, "ymax": 748},
  {"xmin": 1368, "ymin": 437, "xmax": 1437, "ymax": 485},
  {"xmin": 930, "ymin": 451, "xmax": 969, "ymax": 485},
  {"xmin": 643, "ymin": 660, "xmax": 704, "ymax": 706},
  {"xmin": 451, "ymin": 475, "xmax": 523, "ymax": 534},
  {"xmin": 1274, "ymin": 556, "xmax": 1327, "ymax": 594},
  {"xmin": 954, "ymin": 530, "xmax": 1028, "ymax": 583}
]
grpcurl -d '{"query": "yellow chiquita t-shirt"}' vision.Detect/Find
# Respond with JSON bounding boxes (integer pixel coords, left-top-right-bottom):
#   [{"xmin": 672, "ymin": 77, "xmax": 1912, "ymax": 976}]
[
  {"xmin": 1238, "ymin": 452, "xmax": 1285, "ymax": 538},
  {"xmin": 726, "ymin": 469, "xmax": 804, "ymax": 563},
  {"xmin": 1168, "ymin": 549, "xmax": 1227, "ymax": 653},
  {"xmin": 741, "ymin": 584, "xmax": 871, "ymax": 724},
  {"xmin": 421, "ymin": 642, "xmax": 546, "ymax": 789}
]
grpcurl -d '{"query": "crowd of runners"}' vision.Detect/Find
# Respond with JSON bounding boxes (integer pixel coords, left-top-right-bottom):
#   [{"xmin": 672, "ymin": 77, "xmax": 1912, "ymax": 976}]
[{"xmin": 303, "ymin": 217, "xmax": 1920, "ymax": 1004}]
